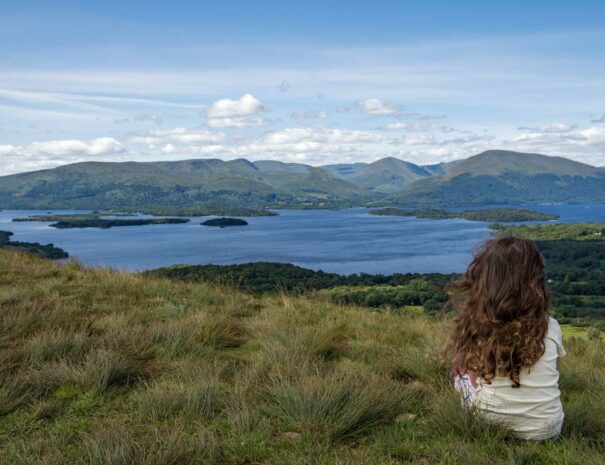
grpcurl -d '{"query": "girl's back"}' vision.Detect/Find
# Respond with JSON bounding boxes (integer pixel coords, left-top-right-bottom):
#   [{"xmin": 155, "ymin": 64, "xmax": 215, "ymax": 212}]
[{"xmin": 473, "ymin": 316, "xmax": 565, "ymax": 440}]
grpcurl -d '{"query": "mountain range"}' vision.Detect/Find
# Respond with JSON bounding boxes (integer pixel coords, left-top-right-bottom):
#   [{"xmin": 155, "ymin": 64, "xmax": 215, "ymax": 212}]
[{"xmin": 1, "ymin": 150, "xmax": 604, "ymax": 211}]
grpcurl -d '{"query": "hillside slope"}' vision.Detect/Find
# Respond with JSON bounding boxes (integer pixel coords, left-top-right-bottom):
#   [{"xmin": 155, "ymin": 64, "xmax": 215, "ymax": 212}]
[
  {"xmin": 323, "ymin": 157, "xmax": 434, "ymax": 193},
  {"xmin": 0, "ymin": 249, "xmax": 603, "ymax": 464},
  {"xmin": 0, "ymin": 158, "xmax": 368, "ymax": 210},
  {"xmin": 2, "ymin": 150, "xmax": 604, "ymax": 209},
  {"xmin": 393, "ymin": 150, "xmax": 605, "ymax": 206}
]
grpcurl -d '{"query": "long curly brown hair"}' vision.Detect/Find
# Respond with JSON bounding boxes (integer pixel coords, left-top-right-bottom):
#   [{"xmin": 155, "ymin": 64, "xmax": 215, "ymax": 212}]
[{"xmin": 443, "ymin": 236, "xmax": 550, "ymax": 387}]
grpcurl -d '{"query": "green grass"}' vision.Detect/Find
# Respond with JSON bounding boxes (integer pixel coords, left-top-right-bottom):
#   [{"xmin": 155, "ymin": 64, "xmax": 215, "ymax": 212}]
[{"xmin": 0, "ymin": 249, "xmax": 604, "ymax": 464}]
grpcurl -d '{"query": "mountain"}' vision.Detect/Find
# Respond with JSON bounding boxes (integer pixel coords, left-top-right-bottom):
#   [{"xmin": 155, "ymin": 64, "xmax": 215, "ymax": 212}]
[
  {"xmin": 1, "ymin": 150, "xmax": 604, "ymax": 210},
  {"xmin": 445, "ymin": 150, "xmax": 600, "ymax": 178},
  {"xmin": 323, "ymin": 157, "xmax": 448, "ymax": 193},
  {"xmin": 0, "ymin": 158, "xmax": 368, "ymax": 210},
  {"xmin": 392, "ymin": 150, "xmax": 605, "ymax": 206}
]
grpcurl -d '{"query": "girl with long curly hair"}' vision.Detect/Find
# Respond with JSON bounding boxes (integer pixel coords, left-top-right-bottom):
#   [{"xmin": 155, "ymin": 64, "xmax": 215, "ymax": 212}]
[{"xmin": 443, "ymin": 236, "xmax": 566, "ymax": 440}]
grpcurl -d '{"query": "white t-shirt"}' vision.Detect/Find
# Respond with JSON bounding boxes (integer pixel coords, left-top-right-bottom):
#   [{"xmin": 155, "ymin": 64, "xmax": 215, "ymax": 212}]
[{"xmin": 473, "ymin": 316, "xmax": 566, "ymax": 440}]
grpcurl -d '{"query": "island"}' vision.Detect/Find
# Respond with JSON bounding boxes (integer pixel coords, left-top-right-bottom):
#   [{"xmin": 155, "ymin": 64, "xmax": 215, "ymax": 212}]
[
  {"xmin": 369, "ymin": 207, "xmax": 559, "ymax": 222},
  {"xmin": 489, "ymin": 222, "xmax": 605, "ymax": 240},
  {"xmin": 0, "ymin": 230, "xmax": 68, "ymax": 259},
  {"xmin": 13, "ymin": 213, "xmax": 108, "ymax": 222},
  {"xmin": 201, "ymin": 217, "xmax": 248, "ymax": 228},
  {"xmin": 49, "ymin": 218, "xmax": 190, "ymax": 229},
  {"xmin": 137, "ymin": 207, "xmax": 278, "ymax": 217}
]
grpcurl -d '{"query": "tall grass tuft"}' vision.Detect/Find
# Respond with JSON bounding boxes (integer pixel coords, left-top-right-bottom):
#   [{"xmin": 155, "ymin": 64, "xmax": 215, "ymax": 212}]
[
  {"xmin": 200, "ymin": 314, "xmax": 247, "ymax": 349},
  {"xmin": 428, "ymin": 391, "xmax": 510, "ymax": 441},
  {"xmin": 264, "ymin": 369, "xmax": 404, "ymax": 441}
]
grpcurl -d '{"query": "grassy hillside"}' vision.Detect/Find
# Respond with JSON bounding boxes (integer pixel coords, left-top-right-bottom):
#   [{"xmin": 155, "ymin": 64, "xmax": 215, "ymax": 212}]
[
  {"xmin": 392, "ymin": 151, "xmax": 605, "ymax": 206},
  {"xmin": 1, "ymin": 250, "xmax": 604, "ymax": 465},
  {"xmin": 4, "ymin": 150, "xmax": 605, "ymax": 211},
  {"xmin": 324, "ymin": 157, "xmax": 434, "ymax": 194},
  {"xmin": 0, "ymin": 158, "xmax": 368, "ymax": 211},
  {"xmin": 446, "ymin": 150, "xmax": 601, "ymax": 178}
]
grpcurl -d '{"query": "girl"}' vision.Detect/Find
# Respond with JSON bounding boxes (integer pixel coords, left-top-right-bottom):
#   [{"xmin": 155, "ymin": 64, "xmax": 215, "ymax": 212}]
[{"xmin": 443, "ymin": 236, "xmax": 566, "ymax": 441}]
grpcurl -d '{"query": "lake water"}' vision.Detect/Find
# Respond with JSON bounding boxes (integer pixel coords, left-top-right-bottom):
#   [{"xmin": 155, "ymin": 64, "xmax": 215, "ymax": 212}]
[{"xmin": 2, "ymin": 204, "xmax": 604, "ymax": 275}]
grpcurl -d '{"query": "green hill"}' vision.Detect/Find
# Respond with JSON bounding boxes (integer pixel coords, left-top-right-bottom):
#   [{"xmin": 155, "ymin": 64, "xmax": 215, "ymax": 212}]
[
  {"xmin": 323, "ymin": 157, "xmax": 435, "ymax": 193},
  {"xmin": 2, "ymin": 150, "xmax": 605, "ymax": 210},
  {"xmin": 0, "ymin": 158, "xmax": 368, "ymax": 211},
  {"xmin": 392, "ymin": 150, "xmax": 605, "ymax": 206},
  {"xmin": 1, "ymin": 249, "xmax": 603, "ymax": 464}
]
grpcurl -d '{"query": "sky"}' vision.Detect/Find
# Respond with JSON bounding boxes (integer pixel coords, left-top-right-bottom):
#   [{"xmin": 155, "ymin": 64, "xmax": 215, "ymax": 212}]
[{"xmin": 1, "ymin": 0, "xmax": 605, "ymax": 175}]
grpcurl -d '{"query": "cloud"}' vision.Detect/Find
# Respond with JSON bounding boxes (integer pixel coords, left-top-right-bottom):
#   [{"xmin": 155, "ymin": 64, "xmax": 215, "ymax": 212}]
[
  {"xmin": 25, "ymin": 137, "xmax": 124, "ymax": 157},
  {"xmin": 401, "ymin": 133, "xmax": 436, "ymax": 145},
  {"xmin": 357, "ymin": 98, "xmax": 398, "ymax": 116},
  {"xmin": 261, "ymin": 128, "xmax": 384, "ymax": 145},
  {"xmin": 290, "ymin": 109, "xmax": 328, "ymax": 121},
  {"xmin": 0, "ymin": 137, "xmax": 124, "ymax": 175},
  {"xmin": 207, "ymin": 94, "xmax": 263, "ymax": 118},
  {"xmin": 161, "ymin": 143, "xmax": 176, "ymax": 154},
  {"xmin": 206, "ymin": 117, "xmax": 269, "ymax": 128},
  {"xmin": 383, "ymin": 122, "xmax": 455, "ymax": 132},
  {"xmin": 205, "ymin": 94, "xmax": 266, "ymax": 128},
  {"xmin": 279, "ymin": 80, "xmax": 291, "ymax": 92},
  {"xmin": 156, "ymin": 127, "xmax": 390, "ymax": 165},
  {"xmin": 335, "ymin": 106, "xmax": 350, "ymax": 113},
  {"xmin": 113, "ymin": 114, "xmax": 163, "ymax": 125},
  {"xmin": 130, "ymin": 128, "xmax": 224, "ymax": 146},
  {"xmin": 517, "ymin": 123, "xmax": 575, "ymax": 133},
  {"xmin": 591, "ymin": 114, "xmax": 605, "ymax": 124}
]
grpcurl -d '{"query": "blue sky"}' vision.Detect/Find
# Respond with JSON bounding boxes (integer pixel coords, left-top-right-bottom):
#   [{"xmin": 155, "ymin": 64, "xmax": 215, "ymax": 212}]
[{"xmin": 1, "ymin": 1, "xmax": 605, "ymax": 174}]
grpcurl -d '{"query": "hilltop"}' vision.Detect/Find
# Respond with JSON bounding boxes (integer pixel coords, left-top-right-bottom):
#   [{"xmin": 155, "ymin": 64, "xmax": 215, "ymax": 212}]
[
  {"xmin": 391, "ymin": 150, "xmax": 605, "ymax": 206},
  {"xmin": 0, "ymin": 158, "xmax": 368, "ymax": 211},
  {"xmin": 1, "ymin": 150, "xmax": 605, "ymax": 210},
  {"xmin": 323, "ymin": 157, "xmax": 439, "ymax": 194},
  {"xmin": 0, "ymin": 249, "xmax": 603, "ymax": 464}
]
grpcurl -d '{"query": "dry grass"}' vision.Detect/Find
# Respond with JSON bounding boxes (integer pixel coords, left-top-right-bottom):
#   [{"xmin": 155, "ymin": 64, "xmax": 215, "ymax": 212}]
[{"xmin": 0, "ymin": 249, "xmax": 604, "ymax": 465}]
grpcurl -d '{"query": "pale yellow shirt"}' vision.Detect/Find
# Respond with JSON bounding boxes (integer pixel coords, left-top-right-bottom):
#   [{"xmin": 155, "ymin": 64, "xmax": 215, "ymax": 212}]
[{"xmin": 473, "ymin": 316, "xmax": 566, "ymax": 440}]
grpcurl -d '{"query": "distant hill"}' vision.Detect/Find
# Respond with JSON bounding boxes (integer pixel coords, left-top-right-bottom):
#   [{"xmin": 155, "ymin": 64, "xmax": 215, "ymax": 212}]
[
  {"xmin": 391, "ymin": 150, "xmax": 605, "ymax": 206},
  {"xmin": 446, "ymin": 150, "xmax": 601, "ymax": 178},
  {"xmin": 0, "ymin": 158, "xmax": 368, "ymax": 210},
  {"xmin": 323, "ymin": 157, "xmax": 456, "ymax": 193},
  {"xmin": 1, "ymin": 150, "xmax": 604, "ymax": 210}
]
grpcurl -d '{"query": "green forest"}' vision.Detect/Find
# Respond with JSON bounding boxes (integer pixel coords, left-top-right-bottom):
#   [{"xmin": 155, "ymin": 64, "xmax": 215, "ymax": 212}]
[{"xmin": 370, "ymin": 207, "xmax": 559, "ymax": 222}]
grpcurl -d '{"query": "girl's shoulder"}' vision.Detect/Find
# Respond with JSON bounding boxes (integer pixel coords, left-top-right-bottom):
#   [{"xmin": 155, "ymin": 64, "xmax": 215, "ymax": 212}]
[{"xmin": 546, "ymin": 316, "xmax": 566, "ymax": 357}]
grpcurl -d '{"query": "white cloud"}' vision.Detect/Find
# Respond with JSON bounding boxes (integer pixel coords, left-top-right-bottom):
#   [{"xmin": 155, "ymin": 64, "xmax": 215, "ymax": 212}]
[
  {"xmin": 577, "ymin": 126, "xmax": 605, "ymax": 143},
  {"xmin": 518, "ymin": 123, "xmax": 575, "ymax": 133},
  {"xmin": 402, "ymin": 133, "xmax": 436, "ymax": 145},
  {"xmin": 130, "ymin": 128, "xmax": 224, "ymax": 146},
  {"xmin": 262, "ymin": 128, "xmax": 384, "ymax": 145},
  {"xmin": 290, "ymin": 109, "xmax": 328, "ymax": 121},
  {"xmin": 205, "ymin": 94, "xmax": 266, "ymax": 128},
  {"xmin": 384, "ymin": 122, "xmax": 454, "ymax": 132},
  {"xmin": 206, "ymin": 117, "xmax": 269, "ymax": 128},
  {"xmin": 357, "ymin": 98, "xmax": 398, "ymax": 116},
  {"xmin": 26, "ymin": 137, "xmax": 124, "ymax": 157},
  {"xmin": 0, "ymin": 144, "xmax": 17, "ymax": 156},
  {"xmin": 206, "ymin": 94, "xmax": 263, "ymax": 118},
  {"xmin": 161, "ymin": 143, "xmax": 176, "ymax": 154},
  {"xmin": 0, "ymin": 137, "xmax": 124, "ymax": 175},
  {"xmin": 335, "ymin": 105, "xmax": 350, "ymax": 113}
]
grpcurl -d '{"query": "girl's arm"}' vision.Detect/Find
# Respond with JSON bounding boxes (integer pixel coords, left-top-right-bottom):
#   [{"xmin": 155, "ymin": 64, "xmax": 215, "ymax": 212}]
[
  {"xmin": 467, "ymin": 370, "xmax": 478, "ymax": 388},
  {"xmin": 452, "ymin": 365, "xmax": 479, "ymax": 388}
]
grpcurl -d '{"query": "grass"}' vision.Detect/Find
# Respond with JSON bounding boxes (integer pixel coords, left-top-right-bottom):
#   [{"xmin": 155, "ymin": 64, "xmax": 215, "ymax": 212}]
[{"xmin": 0, "ymin": 249, "xmax": 604, "ymax": 464}]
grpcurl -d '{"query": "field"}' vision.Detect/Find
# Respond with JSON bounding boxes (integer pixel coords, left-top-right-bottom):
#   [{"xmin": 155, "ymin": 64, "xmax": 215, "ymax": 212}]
[{"xmin": 1, "ymin": 249, "xmax": 604, "ymax": 465}]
